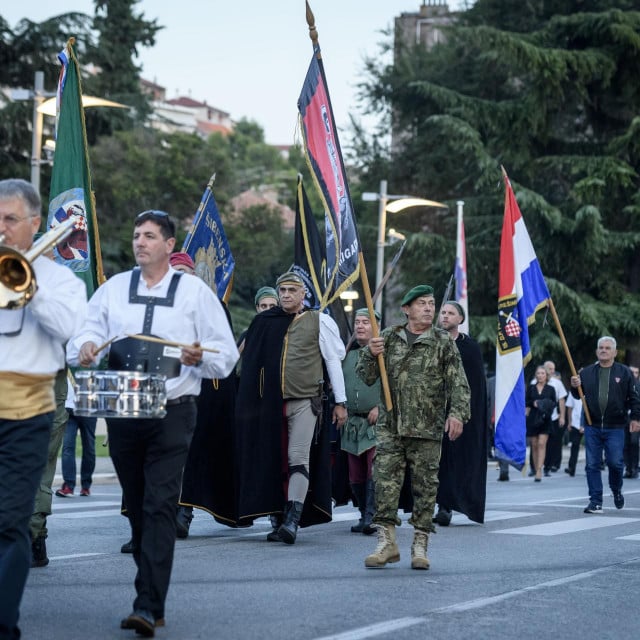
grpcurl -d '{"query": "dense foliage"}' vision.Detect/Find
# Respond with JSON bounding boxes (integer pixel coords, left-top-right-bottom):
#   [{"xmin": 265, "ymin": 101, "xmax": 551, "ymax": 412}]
[{"xmin": 354, "ymin": 0, "xmax": 640, "ymax": 371}]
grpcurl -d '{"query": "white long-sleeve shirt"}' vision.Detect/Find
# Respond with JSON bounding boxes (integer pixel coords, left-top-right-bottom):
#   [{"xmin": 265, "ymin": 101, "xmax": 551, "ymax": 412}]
[
  {"xmin": 67, "ymin": 267, "xmax": 239, "ymax": 400},
  {"xmin": 0, "ymin": 255, "xmax": 87, "ymax": 375},
  {"xmin": 319, "ymin": 312, "xmax": 346, "ymax": 403}
]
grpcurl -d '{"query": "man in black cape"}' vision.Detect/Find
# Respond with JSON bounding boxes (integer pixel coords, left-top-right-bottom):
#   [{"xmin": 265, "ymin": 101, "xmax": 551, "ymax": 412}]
[
  {"xmin": 235, "ymin": 272, "xmax": 347, "ymax": 544},
  {"xmin": 435, "ymin": 301, "xmax": 488, "ymax": 525}
]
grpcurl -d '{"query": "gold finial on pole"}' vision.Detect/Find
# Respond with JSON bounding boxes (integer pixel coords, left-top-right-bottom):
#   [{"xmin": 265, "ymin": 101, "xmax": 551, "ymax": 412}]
[{"xmin": 306, "ymin": 1, "xmax": 319, "ymax": 49}]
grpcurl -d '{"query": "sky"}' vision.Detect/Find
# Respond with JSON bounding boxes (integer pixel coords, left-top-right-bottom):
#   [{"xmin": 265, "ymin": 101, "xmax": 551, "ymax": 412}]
[{"xmin": 3, "ymin": 1, "xmax": 465, "ymax": 144}]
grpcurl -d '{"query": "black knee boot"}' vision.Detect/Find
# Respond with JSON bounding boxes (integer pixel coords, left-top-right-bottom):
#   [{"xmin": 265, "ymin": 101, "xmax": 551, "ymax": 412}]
[
  {"xmin": 278, "ymin": 500, "xmax": 304, "ymax": 544},
  {"xmin": 350, "ymin": 483, "xmax": 366, "ymax": 533},
  {"xmin": 267, "ymin": 513, "xmax": 283, "ymax": 541}
]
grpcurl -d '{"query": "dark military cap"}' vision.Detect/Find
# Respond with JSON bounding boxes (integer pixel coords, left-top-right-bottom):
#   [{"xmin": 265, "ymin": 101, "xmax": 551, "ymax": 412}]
[{"xmin": 400, "ymin": 285, "xmax": 434, "ymax": 306}]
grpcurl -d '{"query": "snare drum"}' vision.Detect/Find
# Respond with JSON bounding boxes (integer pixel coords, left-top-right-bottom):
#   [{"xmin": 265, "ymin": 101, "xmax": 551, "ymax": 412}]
[{"xmin": 74, "ymin": 370, "xmax": 167, "ymax": 419}]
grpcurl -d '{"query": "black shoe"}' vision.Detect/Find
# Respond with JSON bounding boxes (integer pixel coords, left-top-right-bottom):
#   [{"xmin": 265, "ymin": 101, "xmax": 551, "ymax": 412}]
[
  {"xmin": 266, "ymin": 514, "xmax": 283, "ymax": 541},
  {"xmin": 623, "ymin": 470, "xmax": 632, "ymax": 478},
  {"xmin": 498, "ymin": 472, "xmax": 509, "ymax": 481},
  {"xmin": 120, "ymin": 609, "xmax": 155, "ymax": 637},
  {"xmin": 176, "ymin": 506, "xmax": 193, "ymax": 539},
  {"xmin": 351, "ymin": 516, "xmax": 365, "ymax": 533},
  {"xmin": 31, "ymin": 537, "xmax": 49, "ymax": 568},
  {"xmin": 544, "ymin": 469, "xmax": 551, "ymax": 477},
  {"xmin": 614, "ymin": 492, "xmax": 625, "ymax": 509},
  {"xmin": 584, "ymin": 502, "xmax": 603, "ymax": 514},
  {"xmin": 278, "ymin": 500, "xmax": 304, "ymax": 544},
  {"xmin": 120, "ymin": 538, "xmax": 135, "ymax": 554},
  {"xmin": 550, "ymin": 466, "xmax": 559, "ymax": 473},
  {"xmin": 527, "ymin": 469, "xmax": 535, "ymax": 477},
  {"xmin": 564, "ymin": 468, "xmax": 575, "ymax": 477},
  {"xmin": 434, "ymin": 508, "xmax": 452, "ymax": 526}
]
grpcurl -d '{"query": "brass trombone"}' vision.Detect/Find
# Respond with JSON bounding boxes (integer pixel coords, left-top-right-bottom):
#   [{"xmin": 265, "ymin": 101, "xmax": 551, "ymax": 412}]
[{"xmin": 0, "ymin": 216, "xmax": 78, "ymax": 309}]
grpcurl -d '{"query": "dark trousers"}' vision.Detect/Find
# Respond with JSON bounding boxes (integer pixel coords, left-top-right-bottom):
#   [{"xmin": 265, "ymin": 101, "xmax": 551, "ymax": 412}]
[
  {"xmin": 107, "ymin": 402, "xmax": 196, "ymax": 620},
  {"xmin": 544, "ymin": 419, "xmax": 565, "ymax": 471},
  {"xmin": 0, "ymin": 412, "xmax": 53, "ymax": 640},
  {"xmin": 623, "ymin": 425, "xmax": 639, "ymax": 474},
  {"xmin": 584, "ymin": 425, "xmax": 624, "ymax": 506},
  {"xmin": 567, "ymin": 428, "xmax": 583, "ymax": 474},
  {"xmin": 61, "ymin": 411, "xmax": 97, "ymax": 490}
]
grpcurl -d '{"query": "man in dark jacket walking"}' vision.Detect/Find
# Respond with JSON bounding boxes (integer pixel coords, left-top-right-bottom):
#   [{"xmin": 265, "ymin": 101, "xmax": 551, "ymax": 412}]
[{"xmin": 571, "ymin": 336, "xmax": 640, "ymax": 514}]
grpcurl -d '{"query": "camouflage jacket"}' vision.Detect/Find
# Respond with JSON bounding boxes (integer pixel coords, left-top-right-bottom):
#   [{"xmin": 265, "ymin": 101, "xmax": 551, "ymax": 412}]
[{"xmin": 356, "ymin": 324, "xmax": 471, "ymax": 440}]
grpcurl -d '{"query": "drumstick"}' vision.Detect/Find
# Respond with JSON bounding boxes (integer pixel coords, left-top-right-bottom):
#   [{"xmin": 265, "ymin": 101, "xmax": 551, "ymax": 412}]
[
  {"xmin": 94, "ymin": 336, "xmax": 118, "ymax": 355},
  {"xmin": 125, "ymin": 333, "xmax": 220, "ymax": 353}
]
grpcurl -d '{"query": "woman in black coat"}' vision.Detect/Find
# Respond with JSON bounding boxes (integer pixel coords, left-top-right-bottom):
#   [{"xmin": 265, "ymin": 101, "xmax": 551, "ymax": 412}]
[{"xmin": 526, "ymin": 365, "xmax": 557, "ymax": 482}]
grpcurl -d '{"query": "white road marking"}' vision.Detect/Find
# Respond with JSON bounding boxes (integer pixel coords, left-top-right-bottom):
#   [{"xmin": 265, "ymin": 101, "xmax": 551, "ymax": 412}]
[
  {"xmin": 431, "ymin": 558, "xmax": 640, "ymax": 613},
  {"xmin": 494, "ymin": 516, "xmax": 639, "ymax": 536},
  {"xmin": 52, "ymin": 509, "xmax": 123, "ymax": 519},
  {"xmin": 52, "ymin": 501, "xmax": 121, "ymax": 510},
  {"xmin": 617, "ymin": 533, "xmax": 640, "ymax": 541},
  {"xmin": 313, "ymin": 617, "xmax": 424, "ymax": 639},
  {"xmin": 48, "ymin": 553, "xmax": 105, "ymax": 561}
]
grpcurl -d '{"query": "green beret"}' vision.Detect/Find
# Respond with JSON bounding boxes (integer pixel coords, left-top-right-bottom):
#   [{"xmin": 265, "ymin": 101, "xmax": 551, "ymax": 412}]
[
  {"xmin": 275, "ymin": 271, "xmax": 304, "ymax": 288},
  {"xmin": 444, "ymin": 300, "xmax": 465, "ymax": 322},
  {"xmin": 254, "ymin": 286, "xmax": 278, "ymax": 306},
  {"xmin": 355, "ymin": 307, "xmax": 381, "ymax": 321},
  {"xmin": 400, "ymin": 285, "xmax": 434, "ymax": 306}
]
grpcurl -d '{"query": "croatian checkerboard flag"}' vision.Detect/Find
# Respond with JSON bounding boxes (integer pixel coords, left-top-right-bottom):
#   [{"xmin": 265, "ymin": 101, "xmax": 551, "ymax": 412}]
[{"xmin": 494, "ymin": 168, "xmax": 550, "ymax": 469}]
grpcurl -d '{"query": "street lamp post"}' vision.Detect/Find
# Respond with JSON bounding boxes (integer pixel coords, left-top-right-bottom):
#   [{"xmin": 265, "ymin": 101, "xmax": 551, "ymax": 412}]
[{"xmin": 362, "ymin": 180, "xmax": 447, "ymax": 315}]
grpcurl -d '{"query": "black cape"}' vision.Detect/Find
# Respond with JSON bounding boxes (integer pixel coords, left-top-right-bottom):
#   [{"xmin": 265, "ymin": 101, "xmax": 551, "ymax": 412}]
[
  {"xmin": 178, "ymin": 302, "xmax": 244, "ymax": 527},
  {"xmin": 436, "ymin": 333, "xmax": 488, "ymax": 523},
  {"xmin": 234, "ymin": 306, "xmax": 332, "ymax": 528}
]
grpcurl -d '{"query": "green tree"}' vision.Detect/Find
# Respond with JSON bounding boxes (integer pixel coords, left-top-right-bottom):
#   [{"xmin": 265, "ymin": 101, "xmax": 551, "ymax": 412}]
[
  {"xmin": 355, "ymin": 1, "xmax": 640, "ymax": 369},
  {"xmin": 83, "ymin": 0, "xmax": 161, "ymax": 137}
]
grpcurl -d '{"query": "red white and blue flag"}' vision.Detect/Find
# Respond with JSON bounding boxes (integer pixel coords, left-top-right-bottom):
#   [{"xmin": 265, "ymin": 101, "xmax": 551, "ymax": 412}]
[
  {"xmin": 454, "ymin": 201, "xmax": 469, "ymax": 334},
  {"xmin": 494, "ymin": 169, "xmax": 550, "ymax": 469},
  {"xmin": 298, "ymin": 47, "xmax": 359, "ymax": 308}
]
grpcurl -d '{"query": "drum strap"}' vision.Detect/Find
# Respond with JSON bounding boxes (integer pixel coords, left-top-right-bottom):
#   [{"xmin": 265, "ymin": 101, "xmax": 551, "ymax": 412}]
[{"xmin": 128, "ymin": 268, "xmax": 182, "ymax": 334}]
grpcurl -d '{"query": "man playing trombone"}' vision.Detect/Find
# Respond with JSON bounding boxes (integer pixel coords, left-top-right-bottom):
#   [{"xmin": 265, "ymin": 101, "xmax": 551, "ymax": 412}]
[
  {"xmin": 0, "ymin": 179, "xmax": 87, "ymax": 640},
  {"xmin": 67, "ymin": 210, "xmax": 239, "ymax": 638}
]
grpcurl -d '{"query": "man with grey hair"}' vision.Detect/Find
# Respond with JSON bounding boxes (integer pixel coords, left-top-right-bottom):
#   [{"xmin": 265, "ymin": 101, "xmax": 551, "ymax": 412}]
[
  {"xmin": 571, "ymin": 336, "xmax": 640, "ymax": 514},
  {"xmin": 0, "ymin": 179, "xmax": 87, "ymax": 639}
]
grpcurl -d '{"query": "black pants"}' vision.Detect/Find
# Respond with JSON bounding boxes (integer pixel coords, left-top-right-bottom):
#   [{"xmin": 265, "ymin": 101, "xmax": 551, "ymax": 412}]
[
  {"xmin": 567, "ymin": 428, "xmax": 583, "ymax": 474},
  {"xmin": 107, "ymin": 401, "xmax": 196, "ymax": 620},
  {"xmin": 623, "ymin": 424, "xmax": 639, "ymax": 473},
  {"xmin": 0, "ymin": 412, "xmax": 52, "ymax": 640},
  {"xmin": 544, "ymin": 419, "xmax": 564, "ymax": 471}
]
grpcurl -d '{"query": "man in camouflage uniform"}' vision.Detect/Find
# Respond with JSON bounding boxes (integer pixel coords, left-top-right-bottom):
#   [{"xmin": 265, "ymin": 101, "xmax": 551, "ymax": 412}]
[{"xmin": 356, "ymin": 285, "xmax": 470, "ymax": 570}]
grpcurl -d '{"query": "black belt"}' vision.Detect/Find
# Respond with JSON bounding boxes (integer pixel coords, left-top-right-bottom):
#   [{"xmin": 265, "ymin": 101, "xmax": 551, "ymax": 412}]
[
  {"xmin": 166, "ymin": 395, "xmax": 197, "ymax": 407},
  {"xmin": 353, "ymin": 412, "xmax": 370, "ymax": 418}
]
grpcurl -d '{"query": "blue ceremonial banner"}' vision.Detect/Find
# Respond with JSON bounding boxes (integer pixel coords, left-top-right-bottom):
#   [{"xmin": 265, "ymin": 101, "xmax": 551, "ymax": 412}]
[
  {"xmin": 182, "ymin": 177, "xmax": 234, "ymax": 302},
  {"xmin": 298, "ymin": 47, "xmax": 359, "ymax": 308},
  {"xmin": 494, "ymin": 169, "xmax": 551, "ymax": 470},
  {"xmin": 293, "ymin": 175, "xmax": 326, "ymax": 309}
]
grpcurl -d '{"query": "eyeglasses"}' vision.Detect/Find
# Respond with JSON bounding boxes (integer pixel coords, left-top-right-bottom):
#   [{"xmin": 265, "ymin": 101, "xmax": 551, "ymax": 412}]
[{"xmin": 0, "ymin": 214, "xmax": 31, "ymax": 227}]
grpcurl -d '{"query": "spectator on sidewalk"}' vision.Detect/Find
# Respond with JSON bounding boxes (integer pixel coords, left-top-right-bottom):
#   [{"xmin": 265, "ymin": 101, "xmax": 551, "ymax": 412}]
[
  {"xmin": 55, "ymin": 374, "xmax": 97, "ymax": 497},
  {"xmin": 623, "ymin": 365, "xmax": 640, "ymax": 478}
]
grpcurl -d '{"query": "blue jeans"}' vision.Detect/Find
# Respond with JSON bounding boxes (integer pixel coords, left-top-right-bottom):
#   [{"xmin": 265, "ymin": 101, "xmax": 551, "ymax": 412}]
[
  {"xmin": 61, "ymin": 411, "xmax": 97, "ymax": 490},
  {"xmin": 584, "ymin": 425, "xmax": 624, "ymax": 505}
]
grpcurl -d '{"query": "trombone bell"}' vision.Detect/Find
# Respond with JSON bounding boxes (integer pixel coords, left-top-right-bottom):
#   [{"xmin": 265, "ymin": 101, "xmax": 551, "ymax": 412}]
[{"xmin": 0, "ymin": 216, "xmax": 78, "ymax": 310}]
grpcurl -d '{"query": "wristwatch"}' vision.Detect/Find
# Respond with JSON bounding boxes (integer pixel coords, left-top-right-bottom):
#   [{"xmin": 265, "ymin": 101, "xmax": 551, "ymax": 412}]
[{"xmin": 335, "ymin": 402, "xmax": 347, "ymax": 408}]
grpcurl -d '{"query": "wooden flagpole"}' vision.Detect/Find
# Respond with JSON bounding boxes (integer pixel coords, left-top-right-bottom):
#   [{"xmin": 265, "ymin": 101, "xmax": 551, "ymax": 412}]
[
  {"xmin": 305, "ymin": 1, "xmax": 392, "ymax": 410},
  {"xmin": 547, "ymin": 299, "xmax": 592, "ymax": 425}
]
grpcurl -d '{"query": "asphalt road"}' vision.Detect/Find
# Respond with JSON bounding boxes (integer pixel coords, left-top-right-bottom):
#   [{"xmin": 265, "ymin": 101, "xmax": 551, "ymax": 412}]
[{"xmin": 20, "ymin": 454, "xmax": 640, "ymax": 640}]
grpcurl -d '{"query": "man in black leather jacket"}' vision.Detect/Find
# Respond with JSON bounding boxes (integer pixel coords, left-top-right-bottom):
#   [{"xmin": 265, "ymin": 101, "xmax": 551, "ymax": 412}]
[{"xmin": 570, "ymin": 336, "xmax": 640, "ymax": 514}]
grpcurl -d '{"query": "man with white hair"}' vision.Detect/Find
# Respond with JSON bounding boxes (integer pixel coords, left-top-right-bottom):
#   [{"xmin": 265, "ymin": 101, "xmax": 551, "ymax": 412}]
[{"xmin": 571, "ymin": 336, "xmax": 640, "ymax": 514}]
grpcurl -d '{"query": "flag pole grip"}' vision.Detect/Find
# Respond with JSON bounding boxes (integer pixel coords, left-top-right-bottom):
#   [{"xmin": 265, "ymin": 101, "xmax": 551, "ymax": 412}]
[{"xmin": 547, "ymin": 298, "xmax": 592, "ymax": 426}]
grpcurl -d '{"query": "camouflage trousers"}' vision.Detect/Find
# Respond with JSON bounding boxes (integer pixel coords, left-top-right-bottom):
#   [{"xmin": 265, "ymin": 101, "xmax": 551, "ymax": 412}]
[{"xmin": 372, "ymin": 431, "xmax": 442, "ymax": 533}]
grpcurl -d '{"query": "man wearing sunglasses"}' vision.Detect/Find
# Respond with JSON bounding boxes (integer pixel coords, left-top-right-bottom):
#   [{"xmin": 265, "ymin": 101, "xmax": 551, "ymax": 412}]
[
  {"xmin": 67, "ymin": 210, "xmax": 239, "ymax": 638},
  {"xmin": 0, "ymin": 179, "xmax": 87, "ymax": 640}
]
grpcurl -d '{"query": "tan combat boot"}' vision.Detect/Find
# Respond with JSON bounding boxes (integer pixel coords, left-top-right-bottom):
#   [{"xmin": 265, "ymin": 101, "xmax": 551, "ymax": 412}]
[
  {"xmin": 411, "ymin": 529, "xmax": 430, "ymax": 570},
  {"xmin": 364, "ymin": 524, "xmax": 400, "ymax": 568}
]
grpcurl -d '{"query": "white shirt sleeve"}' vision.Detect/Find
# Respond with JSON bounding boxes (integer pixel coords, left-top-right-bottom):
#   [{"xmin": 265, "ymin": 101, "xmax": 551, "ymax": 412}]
[{"xmin": 319, "ymin": 313, "xmax": 346, "ymax": 403}]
